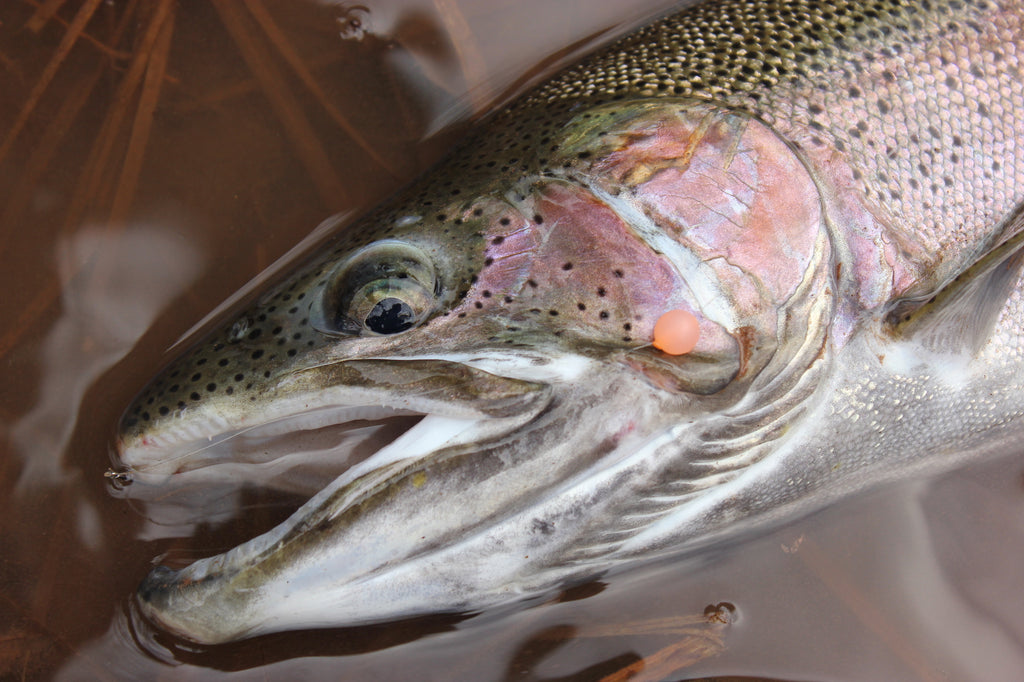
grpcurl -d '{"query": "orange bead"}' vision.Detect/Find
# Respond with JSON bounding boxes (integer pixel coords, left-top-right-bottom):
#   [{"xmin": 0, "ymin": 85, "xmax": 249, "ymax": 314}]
[{"xmin": 652, "ymin": 309, "xmax": 700, "ymax": 355}]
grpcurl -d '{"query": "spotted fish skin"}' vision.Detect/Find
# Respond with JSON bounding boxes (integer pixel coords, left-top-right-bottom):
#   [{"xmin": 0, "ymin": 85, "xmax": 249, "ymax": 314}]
[{"xmin": 116, "ymin": 0, "xmax": 1024, "ymax": 644}]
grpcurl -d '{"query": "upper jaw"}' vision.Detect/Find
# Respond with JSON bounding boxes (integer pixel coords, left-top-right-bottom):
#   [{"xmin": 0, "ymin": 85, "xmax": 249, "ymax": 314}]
[{"xmin": 114, "ymin": 357, "xmax": 551, "ymax": 481}]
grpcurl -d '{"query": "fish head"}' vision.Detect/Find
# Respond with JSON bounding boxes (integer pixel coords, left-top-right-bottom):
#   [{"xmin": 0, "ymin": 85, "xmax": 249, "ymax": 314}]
[{"xmin": 115, "ymin": 100, "xmax": 834, "ymax": 644}]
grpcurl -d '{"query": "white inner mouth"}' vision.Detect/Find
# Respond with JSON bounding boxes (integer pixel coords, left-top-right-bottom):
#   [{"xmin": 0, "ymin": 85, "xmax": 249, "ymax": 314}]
[
  {"xmin": 117, "ymin": 402, "xmax": 538, "ymax": 528},
  {"xmin": 119, "ymin": 406, "xmax": 423, "ymax": 502}
]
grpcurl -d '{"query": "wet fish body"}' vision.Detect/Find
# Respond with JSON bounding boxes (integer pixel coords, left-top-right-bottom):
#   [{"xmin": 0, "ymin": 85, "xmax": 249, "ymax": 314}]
[{"xmin": 116, "ymin": 0, "xmax": 1024, "ymax": 643}]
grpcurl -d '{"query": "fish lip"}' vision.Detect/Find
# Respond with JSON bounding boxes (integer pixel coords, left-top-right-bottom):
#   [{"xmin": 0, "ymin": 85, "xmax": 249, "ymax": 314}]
[
  {"xmin": 121, "ymin": 357, "xmax": 557, "ymax": 642},
  {"xmin": 115, "ymin": 404, "xmax": 424, "ymax": 480},
  {"xmin": 115, "ymin": 357, "xmax": 551, "ymax": 481},
  {"xmin": 131, "ymin": 392, "xmax": 557, "ymax": 644}
]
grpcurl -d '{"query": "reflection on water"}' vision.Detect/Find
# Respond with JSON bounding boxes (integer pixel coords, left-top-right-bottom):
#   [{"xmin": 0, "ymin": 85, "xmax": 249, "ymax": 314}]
[
  {"xmin": 1, "ymin": 0, "xmax": 1023, "ymax": 680},
  {"xmin": 12, "ymin": 224, "xmax": 203, "ymax": 490}
]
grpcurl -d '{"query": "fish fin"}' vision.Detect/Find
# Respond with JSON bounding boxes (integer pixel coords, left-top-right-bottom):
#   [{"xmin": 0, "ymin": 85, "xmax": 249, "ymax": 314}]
[{"xmin": 885, "ymin": 206, "xmax": 1024, "ymax": 356}]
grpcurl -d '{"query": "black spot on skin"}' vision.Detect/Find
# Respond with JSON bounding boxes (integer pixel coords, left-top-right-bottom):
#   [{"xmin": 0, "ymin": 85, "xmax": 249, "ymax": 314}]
[
  {"xmin": 475, "ymin": 301, "xmax": 484, "ymax": 309},
  {"xmin": 528, "ymin": 280, "xmax": 538, "ymax": 288},
  {"xmin": 549, "ymin": 310, "xmax": 559, "ymax": 316},
  {"xmin": 599, "ymin": 311, "xmax": 609, "ymax": 319},
  {"xmin": 218, "ymin": 359, "xmax": 229, "ymax": 367},
  {"xmin": 531, "ymin": 518, "xmax": 555, "ymax": 534},
  {"xmin": 577, "ymin": 303, "xmax": 586, "ymax": 311},
  {"xmin": 234, "ymin": 374, "xmax": 243, "ymax": 382},
  {"xmin": 533, "ymin": 214, "xmax": 544, "ymax": 224},
  {"xmin": 492, "ymin": 236, "xmax": 505, "ymax": 244},
  {"xmin": 562, "ymin": 262, "xmax": 573, "ymax": 271},
  {"xmin": 484, "ymin": 257, "xmax": 494, "ymax": 266},
  {"xmin": 196, "ymin": 358, "xmax": 207, "ymax": 366},
  {"xmin": 190, "ymin": 392, "xmax": 200, "ymax": 401},
  {"xmin": 597, "ymin": 287, "xmax": 606, "ymax": 297},
  {"xmin": 226, "ymin": 387, "xmax": 234, "ymax": 395},
  {"xmin": 159, "ymin": 406, "xmax": 169, "ymax": 416},
  {"xmin": 248, "ymin": 328, "xmax": 262, "ymax": 340},
  {"xmin": 191, "ymin": 373, "xmax": 201, "ymax": 381},
  {"xmin": 287, "ymin": 349, "xmax": 297, "ymax": 357},
  {"xmin": 613, "ymin": 269, "xmax": 624, "ymax": 278},
  {"xmin": 206, "ymin": 383, "xmax": 217, "ymax": 392},
  {"xmin": 251, "ymin": 350, "xmax": 264, "ymax": 359}
]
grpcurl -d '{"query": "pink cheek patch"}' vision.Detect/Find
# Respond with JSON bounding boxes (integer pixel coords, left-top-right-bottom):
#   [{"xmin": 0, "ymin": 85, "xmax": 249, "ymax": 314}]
[{"xmin": 445, "ymin": 180, "xmax": 735, "ymax": 358}]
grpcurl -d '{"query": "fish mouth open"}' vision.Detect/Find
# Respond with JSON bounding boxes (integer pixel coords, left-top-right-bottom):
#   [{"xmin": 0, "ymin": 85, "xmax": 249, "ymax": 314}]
[{"xmin": 115, "ymin": 357, "xmax": 563, "ymax": 644}]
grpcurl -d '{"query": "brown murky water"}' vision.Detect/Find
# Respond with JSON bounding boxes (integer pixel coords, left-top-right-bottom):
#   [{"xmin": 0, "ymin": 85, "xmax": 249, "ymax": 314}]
[{"xmin": 2, "ymin": 1, "xmax": 1024, "ymax": 680}]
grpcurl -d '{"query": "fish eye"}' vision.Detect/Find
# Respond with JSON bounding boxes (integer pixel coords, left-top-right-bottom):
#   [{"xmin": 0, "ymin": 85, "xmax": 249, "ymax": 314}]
[{"xmin": 310, "ymin": 240, "xmax": 439, "ymax": 337}]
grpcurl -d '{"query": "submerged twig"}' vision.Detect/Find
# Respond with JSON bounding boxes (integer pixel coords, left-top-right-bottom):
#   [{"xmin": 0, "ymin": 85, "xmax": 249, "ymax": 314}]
[
  {"xmin": 0, "ymin": 0, "xmax": 103, "ymax": 168},
  {"xmin": 107, "ymin": 2, "xmax": 176, "ymax": 225},
  {"xmin": 598, "ymin": 628, "xmax": 725, "ymax": 682},
  {"xmin": 243, "ymin": 0, "xmax": 400, "ymax": 178},
  {"xmin": 211, "ymin": 0, "xmax": 349, "ymax": 212},
  {"xmin": 24, "ymin": 0, "xmax": 68, "ymax": 33},
  {"xmin": 60, "ymin": 0, "xmax": 174, "ymax": 235},
  {"xmin": 171, "ymin": 50, "xmax": 342, "ymax": 115},
  {"xmin": 0, "ymin": 63, "xmax": 100, "ymax": 256},
  {"xmin": 0, "ymin": 0, "xmax": 141, "ymax": 363}
]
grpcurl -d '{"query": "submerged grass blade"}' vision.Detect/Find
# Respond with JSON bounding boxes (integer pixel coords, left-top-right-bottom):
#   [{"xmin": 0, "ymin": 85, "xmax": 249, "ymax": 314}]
[
  {"xmin": 107, "ymin": 2, "xmax": 176, "ymax": 226},
  {"xmin": 243, "ymin": 0, "xmax": 400, "ymax": 178},
  {"xmin": 0, "ymin": 0, "xmax": 142, "ymax": 364},
  {"xmin": 0, "ymin": 0, "xmax": 103, "ymax": 168},
  {"xmin": 60, "ymin": 0, "xmax": 175, "ymax": 235},
  {"xmin": 211, "ymin": 0, "xmax": 349, "ymax": 212},
  {"xmin": 24, "ymin": 0, "xmax": 68, "ymax": 33}
]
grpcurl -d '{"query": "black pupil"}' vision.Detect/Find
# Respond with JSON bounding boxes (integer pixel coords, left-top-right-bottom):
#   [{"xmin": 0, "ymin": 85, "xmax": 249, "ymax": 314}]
[{"xmin": 365, "ymin": 298, "xmax": 415, "ymax": 334}]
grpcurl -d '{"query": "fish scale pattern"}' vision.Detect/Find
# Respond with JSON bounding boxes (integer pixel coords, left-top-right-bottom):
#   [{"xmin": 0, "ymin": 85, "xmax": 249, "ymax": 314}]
[{"xmin": 524, "ymin": 0, "xmax": 1024, "ymax": 289}]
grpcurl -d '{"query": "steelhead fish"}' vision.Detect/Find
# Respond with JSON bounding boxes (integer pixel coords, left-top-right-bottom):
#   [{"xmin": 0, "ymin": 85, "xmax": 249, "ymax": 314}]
[{"xmin": 114, "ymin": 0, "xmax": 1024, "ymax": 644}]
